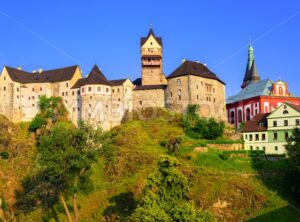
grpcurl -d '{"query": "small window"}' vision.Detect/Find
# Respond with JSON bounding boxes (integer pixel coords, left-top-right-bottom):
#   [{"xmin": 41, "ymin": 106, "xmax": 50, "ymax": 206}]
[
  {"xmin": 285, "ymin": 132, "xmax": 289, "ymax": 140},
  {"xmin": 245, "ymin": 134, "xmax": 248, "ymax": 140},
  {"xmin": 255, "ymin": 134, "xmax": 259, "ymax": 141},
  {"xmin": 274, "ymin": 132, "xmax": 278, "ymax": 140},
  {"xmin": 296, "ymin": 119, "xmax": 300, "ymax": 126},
  {"xmin": 106, "ymin": 88, "xmax": 109, "ymax": 93},
  {"xmin": 177, "ymin": 79, "xmax": 181, "ymax": 86},
  {"xmin": 139, "ymin": 101, "xmax": 142, "ymax": 105},
  {"xmin": 213, "ymin": 98, "xmax": 216, "ymax": 102},
  {"xmin": 32, "ymin": 96, "xmax": 35, "ymax": 99},
  {"xmin": 40, "ymin": 87, "xmax": 42, "ymax": 91},
  {"xmin": 3, "ymin": 87, "xmax": 6, "ymax": 91},
  {"xmin": 263, "ymin": 147, "xmax": 266, "ymax": 151},
  {"xmin": 88, "ymin": 87, "xmax": 92, "ymax": 92},
  {"xmin": 262, "ymin": 134, "xmax": 266, "ymax": 141},
  {"xmin": 66, "ymin": 92, "xmax": 68, "ymax": 96},
  {"xmin": 170, "ymin": 92, "xmax": 173, "ymax": 97},
  {"xmin": 90, "ymin": 96, "xmax": 92, "ymax": 99},
  {"xmin": 178, "ymin": 95, "xmax": 181, "ymax": 100},
  {"xmin": 196, "ymin": 85, "xmax": 199, "ymax": 89},
  {"xmin": 275, "ymin": 146, "xmax": 278, "ymax": 151},
  {"xmin": 17, "ymin": 88, "xmax": 19, "ymax": 92},
  {"xmin": 73, "ymin": 108, "xmax": 75, "ymax": 112},
  {"xmin": 4, "ymin": 77, "xmax": 6, "ymax": 80},
  {"xmin": 249, "ymin": 134, "xmax": 253, "ymax": 141},
  {"xmin": 197, "ymin": 95, "xmax": 199, "ymax": 100},
  {"xmin": 283, "ymin": 110, "xmax": 289, "ymax": 114},
  {"xmin": 32, "ymin": 88, "xmax": 34, "ymax": 92},
  {"xmin": 250, "ymin": 146, "xmax": 253, "ymax": 151},
  {"xmin": 62, "ymin": 92, "xmax": 65, "ymax": 96},
  {"xmin": 72, "ymin": 91, "xmax": 75, "ymax": 96},
  {"xmin": 117, "ymin": 88, "xmax": 120, "ymax": 92},
  {"xmin": 82, "ymin": 87, "xmax": 85, "ymax": 93},
  {"xmin": 32, "ymin": 104, "xmax": 35, "ymax": 107},
  {"xmin": 112, "ymin": 89, "xmax": 114, "ymax": 93},
  {"xmin": 97, "ymin": 87, "xmax": 101, "ymax": 92},
  {"xmin": 66, "ymin": 83, "xmax": 69, "ymax": 87},
  {"xmin": 273, "ymin": 121, "xmax": 277, "ymax": 127},
  {"xmin": 284, "ymin": 120, "xmax": 288, "ymax": 126}
]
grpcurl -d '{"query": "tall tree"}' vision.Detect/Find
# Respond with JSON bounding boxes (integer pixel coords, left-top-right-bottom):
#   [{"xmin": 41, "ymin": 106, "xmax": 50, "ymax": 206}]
[
  {"xmin": 16, "ymin": 121, "xmax": 102, "ymax": 222},
  {"xmin": 286, "ymin": 128, "xmax": 300, "ymax": 201},
  {"xmin": 129, "ymin": 155, "xmax": 215, "ymax": 222}
]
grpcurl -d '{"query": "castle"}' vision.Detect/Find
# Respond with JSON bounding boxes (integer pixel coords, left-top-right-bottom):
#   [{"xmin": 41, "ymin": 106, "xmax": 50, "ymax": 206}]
[{"xmin": 0, "ymin": 27, "xmax": 227, "ymax": 130}]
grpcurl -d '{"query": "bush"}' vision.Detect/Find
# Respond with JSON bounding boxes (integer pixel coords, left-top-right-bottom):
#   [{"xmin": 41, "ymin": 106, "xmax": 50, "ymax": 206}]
[
  {"xmin": 28, "ymin": 114, "xmax": 46, "ymax": 132},
  {"xmin": 1, "ymin": 198, "xmax": 6, "ymax": 210},
  {"xmin": 183, "ymin": 105, "xmax": 225, "ymax": 140},
  {"xmin": 219, "ymin": 152, "xmax": 230, "ymax": 161},
  {"xmin": 0, "ymin": 151, "xmax": 9, "ymax": 159}
]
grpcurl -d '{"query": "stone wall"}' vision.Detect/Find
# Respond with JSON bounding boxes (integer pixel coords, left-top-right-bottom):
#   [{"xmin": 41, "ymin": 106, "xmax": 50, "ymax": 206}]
[
  {"xmin": 167, "ymin": 75, "xmax": 227, "ymax": 121},
  {"xmin": 132, "ymin": 88, "xmax": 166, "ymax": 111}
]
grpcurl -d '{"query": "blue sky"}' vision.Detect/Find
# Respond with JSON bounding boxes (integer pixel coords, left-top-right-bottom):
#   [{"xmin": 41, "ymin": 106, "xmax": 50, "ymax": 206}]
[{"xmin": 0, "ymin": 1, "xmax": 300, "ymax": 97}]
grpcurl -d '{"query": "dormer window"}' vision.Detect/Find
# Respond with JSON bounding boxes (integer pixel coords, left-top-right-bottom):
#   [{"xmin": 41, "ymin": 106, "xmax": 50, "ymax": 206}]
[{"xmin": 283, "ymin": 110, "xmax": 289, "ymax": 114}]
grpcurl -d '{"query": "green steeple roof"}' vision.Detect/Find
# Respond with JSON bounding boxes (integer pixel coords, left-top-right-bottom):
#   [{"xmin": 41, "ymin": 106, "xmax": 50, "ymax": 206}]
[{"xmin": 241, "ymin": 44, "xmax": 260, "ymax": 89}]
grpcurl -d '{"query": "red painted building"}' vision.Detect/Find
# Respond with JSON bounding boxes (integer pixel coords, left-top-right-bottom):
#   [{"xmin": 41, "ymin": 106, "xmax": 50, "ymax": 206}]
[{"xmin": 226, "ymin": 45, "xmax": 300, "ymax": 128}]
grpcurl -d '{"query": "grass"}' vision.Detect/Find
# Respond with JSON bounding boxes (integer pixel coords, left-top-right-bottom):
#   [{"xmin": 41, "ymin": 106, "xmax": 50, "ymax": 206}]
[{"xmin": 2, "ymin": 109, "xmax": 300, "ymax": 222}]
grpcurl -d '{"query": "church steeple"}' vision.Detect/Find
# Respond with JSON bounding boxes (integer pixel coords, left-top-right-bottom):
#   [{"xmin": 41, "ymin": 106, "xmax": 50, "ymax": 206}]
[{"xmin": 241, "ymin": 44, "xmax": 260, "ymax": 89}]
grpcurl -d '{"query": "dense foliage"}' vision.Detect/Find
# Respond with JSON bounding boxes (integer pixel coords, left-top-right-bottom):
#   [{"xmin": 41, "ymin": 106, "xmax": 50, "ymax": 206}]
[
  {"xmin": 16, "ymin": 121, "xmax": 103, "ymax": 222},
  {"xmin": 286, "ymin": 128, "xmax": 300, "ymax": 201},
  {"xmin": 130, "ymin": 155, "xmax": 215, "ymax": 222},
  {"xmin": 28, "ymin": 96, "xmax": 67, "ymax": 132},
  {"xmin": 183, "ymin": 105, "xmax": 225, "ymax": 140}
]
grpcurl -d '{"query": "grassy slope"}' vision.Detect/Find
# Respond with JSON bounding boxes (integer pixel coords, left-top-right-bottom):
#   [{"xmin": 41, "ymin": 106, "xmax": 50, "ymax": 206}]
[
  {"xmin": 8, "ymin": 110, "xmax": 300, "ymax": 221},
  {"xmin": 0, "ymin": 116, "xmax": 36, "ymax": 213}
]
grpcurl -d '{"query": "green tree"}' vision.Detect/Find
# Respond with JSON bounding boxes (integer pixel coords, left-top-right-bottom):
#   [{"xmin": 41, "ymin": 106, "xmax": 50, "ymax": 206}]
[
  {"xmin": 129, "ymin": 155, "xmax": 215, "ymax": 222},
  {"xmin": 286, "ymin": 128, "xmax": 300, "ymax": 200},
  {"xmin": 17, "ymin": 121, "xmax": 102, "ymax": 222},
  {"xmin": 183, "ymin": 105, "xmax": 224, "ymax": 140}
]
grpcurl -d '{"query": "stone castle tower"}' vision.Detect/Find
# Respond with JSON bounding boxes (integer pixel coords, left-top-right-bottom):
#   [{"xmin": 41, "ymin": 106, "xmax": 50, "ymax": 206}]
[{"xmin": 140, "ymin": 26, "xmax": 167, "ymax": 85}]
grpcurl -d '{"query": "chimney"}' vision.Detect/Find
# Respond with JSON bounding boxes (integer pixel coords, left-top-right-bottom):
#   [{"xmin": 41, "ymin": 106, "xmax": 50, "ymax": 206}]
[
  {"xmin": 38, "ymin": 68, "xmax": 42, "ymax": 73},
  {"xmin": 32, "ymin": 70, "xmax": 37, "ymax": 73},
  {"xmin": 17, "ymin": 66, "xmax": 22, "ymax": 70},
  {"xmin": 182, "ymin": 58, "xmax": 186, "ymax": 63}
]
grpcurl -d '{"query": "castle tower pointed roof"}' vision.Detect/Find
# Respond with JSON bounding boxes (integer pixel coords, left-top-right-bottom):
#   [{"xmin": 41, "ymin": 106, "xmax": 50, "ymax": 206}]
[
  {"xmin": 241, "ymin": 44, "xmax": 260, "ymax": 89},
  {"xmin": 83, "ymin": 65, "xmax": 111, "ymax": 86},
  {"xmin": 140, "ymin": 26, "xmax": 162, "ymax": 46}
]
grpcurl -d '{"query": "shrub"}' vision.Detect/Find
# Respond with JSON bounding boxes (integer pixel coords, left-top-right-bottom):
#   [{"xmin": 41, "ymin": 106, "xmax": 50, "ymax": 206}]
[
  {"xmin": 0, "ymin": 151, "xmax": 9, "ymax": 159},
  {"xmin": 219, "ymin": 152, "xmax": 230, "ymax": 161},
  {"xmin": 183, "ymin": 105, "xmax": 225, "ymax": 140},
  {"xmin": 28, "ymin": 114, "xmax": 46, "ymax": 132},
  {"xmin": 1, "ymin": 198, "xmax": 6, "ymax": 210},
  {"xmin": 166, "ymin": 136, "xmax": 181, "ymax": 154}
]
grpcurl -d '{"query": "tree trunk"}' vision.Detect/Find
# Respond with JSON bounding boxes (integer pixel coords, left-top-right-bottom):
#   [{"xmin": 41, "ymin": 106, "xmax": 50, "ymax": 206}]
[
  {"xmin": 59, "ymin": 192, "xmax": 73, "ymax": 222},
  {"xmin": 73, "ymin": 193, "xmax": 78, "ymax": 222}
]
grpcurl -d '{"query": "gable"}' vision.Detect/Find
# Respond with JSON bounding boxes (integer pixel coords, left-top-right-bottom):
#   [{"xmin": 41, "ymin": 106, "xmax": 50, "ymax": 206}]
[
  {"xmin": 141, "ymin": 35, "xmax": 162, "ymax": 49},
  {"xmin": 267, "ymin": 103, "xmax": 300, "ymax": 119}
]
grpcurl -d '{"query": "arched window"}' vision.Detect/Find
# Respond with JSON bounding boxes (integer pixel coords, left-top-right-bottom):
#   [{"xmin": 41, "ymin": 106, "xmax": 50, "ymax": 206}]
[
  {"xmin": 238, "ymin": 110, "xmax": 243, "ymax": 123},
  {"xmin": 246, "ymin": 108, "xmax": 251, "ymax": 121},
  {"xmin": 283, "ymin": 110, "xmax": 289, "ymax": 114},
  {"xmin": 230, "ymin": 111, "xmax": 235, "ymax": 124},
  {"xmin": 279, "ymin": 87, "xmax": 283, "ymax": 95}
]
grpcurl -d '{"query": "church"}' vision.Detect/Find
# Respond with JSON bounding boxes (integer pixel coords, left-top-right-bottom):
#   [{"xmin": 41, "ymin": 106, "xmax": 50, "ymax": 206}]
[
  {"xmin": 0, "ymin": 27, "xmax": 227, "ymax": 130},
  {"xmin": 226, "ymin": 44, "xmax": 300, "ymax": 128}
]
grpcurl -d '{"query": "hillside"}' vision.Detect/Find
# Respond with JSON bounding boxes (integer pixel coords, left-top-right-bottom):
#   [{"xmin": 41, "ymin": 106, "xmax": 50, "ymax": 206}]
[
  {"xmin": 0, "ymin": 115, "xmax": 36, "ymax": 219},
  {"xmin": 1, "ymin": 110, "xmax": 300, "ymax": 221}
]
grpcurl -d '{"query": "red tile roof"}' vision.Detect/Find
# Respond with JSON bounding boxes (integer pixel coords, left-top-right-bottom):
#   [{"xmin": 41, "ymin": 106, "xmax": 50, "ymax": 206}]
[{"xmin": 242, "ymin": 113, "xmax": 270, "ymax": 132}]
